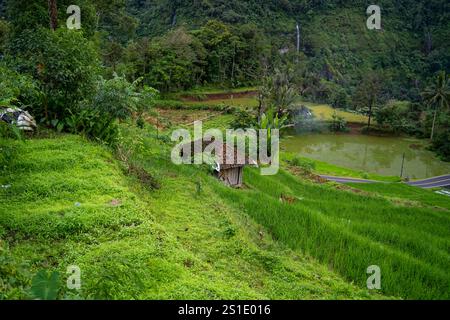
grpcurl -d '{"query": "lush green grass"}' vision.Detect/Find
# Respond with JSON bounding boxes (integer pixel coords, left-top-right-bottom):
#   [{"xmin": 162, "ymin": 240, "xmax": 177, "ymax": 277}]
[
  {"xmin": 282, "ymin": 152, "xmax": 401, "ymax": 182},
  {"xmin": 3, "ymin": 126, "xmax": 448, "ymax": 300},
  {"xmin": 347, "ymin": 183, "xmax": 450, "ymax": 210},
  {"xmin": 0, "ymin": 133, "xmax": 377, "ymax": 299},
  {"xmin": 184, "ymin": 97, "xmax": 259, "ymax": 109},
  {"xmin": 297, "ymin": 101, "xmax": 369, "ymax": 124},
  {"xmin": 217, "ymin": 168, "xmax": 450, "ymax": 299}
]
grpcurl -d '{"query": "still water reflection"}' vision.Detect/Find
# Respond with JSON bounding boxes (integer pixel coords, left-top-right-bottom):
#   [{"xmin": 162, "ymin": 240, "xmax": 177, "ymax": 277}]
[{"xmin": 283, "ymin": 134, "xmax": 450, "ymax": 179}]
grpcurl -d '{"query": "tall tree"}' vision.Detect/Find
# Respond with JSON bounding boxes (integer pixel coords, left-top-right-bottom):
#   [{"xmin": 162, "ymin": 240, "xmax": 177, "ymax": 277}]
[
  {"xmin": 422, "ymin": 71, "xmax": 450, "ymax": 140},
  {"xmin": 353, "ymin": 72, "xmax": 383, "ymax": 131},
  {"xmin": 48, "ymin": 0, "xmax": 58, "ymax": 30}
]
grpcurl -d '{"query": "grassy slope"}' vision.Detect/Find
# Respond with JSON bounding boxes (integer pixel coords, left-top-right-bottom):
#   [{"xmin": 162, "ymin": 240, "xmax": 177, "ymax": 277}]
[
  {"xmin": 298, "ymin": 101, "xmax": 369, "ymax": 124},
  {"xmin": 0, "ymin": 134, "xmax": 376, "ymax": 299},
  {"xmin": 281, "ymin": 152, "xmax": 401, "ymax": 182},
  {"xmin": 347, "ymin": 183, "xmax": 450, "ymax": 211},
  {"xmin": 2, "ymin": 126, "xmax": 448, "ymax": 300}
]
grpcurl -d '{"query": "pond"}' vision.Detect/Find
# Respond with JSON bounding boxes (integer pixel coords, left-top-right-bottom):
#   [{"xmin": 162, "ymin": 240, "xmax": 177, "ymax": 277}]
[{"xmin": 282, "ymin": 134, "xmax": 450, "ymax": 179}]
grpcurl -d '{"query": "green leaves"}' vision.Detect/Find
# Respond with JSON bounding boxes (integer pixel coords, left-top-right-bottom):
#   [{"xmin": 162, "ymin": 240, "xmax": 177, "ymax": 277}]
[
  {"xmin": 258, "ymin": 108, "xmax": 289, "ymax": 131},
  {"xmin": 91, "ymin": 75, "xmax": 158, "ymax": 122},
  {"xmin": 30, "ymin": 270, "xmax": 61, "ymax": 300},
  {"xmin": 8, "ymin": 28, "xmax": 99, "ymax": 121},
  {"xmin": 329, "ymin": 111, "xmax": 348, "ymax": 132},
  {"xmin": 64, "ymin": 109, "xmax": 119, "ymax": 145}
]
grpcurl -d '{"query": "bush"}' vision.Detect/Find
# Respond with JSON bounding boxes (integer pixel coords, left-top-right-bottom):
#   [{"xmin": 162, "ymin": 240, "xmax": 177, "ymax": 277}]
[
  {"xmin": 431, "ymin": 131, "xmax": 450, "ymax": 162},
  {"xmin": 64, "ymin": 109, "xmax": 119, "ymax": 145},
  {"xmin": 330, "ymin": 88, "xmax": 350, "ymax": 109},
  {"xmin": 0, "ymin": 139, "xmax": 19, "ymax": 171},
  {"xmin": 0, "ymin": 64, "xmax": 41, "ymax": 110},
  {"xmin": 0, "ymin": 121, "xmax": 23, "ymax": 140},
  {"xmin": 289, "ymin": 157, "xmax": 316, "ymax": 173},
  {"xmin": 7, "ymin": 28, "xmax": 100, "ymax": 121},
  {"xmin": 375, "ymin": 100, "xmax": 417, "ymax": 134},
  {"xmin": 230, "ymin": 109, "xmax": 257, "ymax": 129},
  {"xmin": 329, "ymin": 111, "xmax": 348, "ymax": 132},
  {"xmin": 0, "ymin": 243, "xmax": 31, "ymax": 299},
  {"xmin": 61, "ymin": 76, "xmax": 158, "ymax": 143},
  {"xmin": 91, "ymin": 76, "xmax": 158, "ymax": 121}
]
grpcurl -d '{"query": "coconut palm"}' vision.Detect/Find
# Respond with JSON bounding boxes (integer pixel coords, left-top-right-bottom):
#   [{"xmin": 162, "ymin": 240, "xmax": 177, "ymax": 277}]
[
  {"xmin": 422, "ymin": 71, "xmax": 450, "ymax": 140},
  {"xmin": 258, "ymin": 68, "xmax": 299, "ymax": 119}
]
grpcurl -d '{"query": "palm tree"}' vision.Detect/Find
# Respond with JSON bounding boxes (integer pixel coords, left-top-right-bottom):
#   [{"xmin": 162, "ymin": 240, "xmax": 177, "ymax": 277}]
[
  {"xmin": 422, "ymin": 71, "xmax": 450, "ymax": 140},
  {"xmin": 48, "ymin": 0, "xmax": 58, "ymax": 30}
]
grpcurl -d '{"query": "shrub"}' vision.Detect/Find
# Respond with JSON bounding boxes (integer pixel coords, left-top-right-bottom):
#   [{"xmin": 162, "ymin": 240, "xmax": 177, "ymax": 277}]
[
  {"xmin": 0, "ymin": 139, "xmax": 18, "ymax": 171},
  {"xmin": 330, "ymin": 87, "xmax": 350, "ymax": 109},
  {"xmin": 91, "ymin": 76, "xmax": 159, "ymax": 121},
  {"xmin": 289, "ymin": 157, "xmax": 316, "ymax": 173},
  {"xmin": 0, "ymin": 121, "xmax": 23, "ymax": 140},
  {"xmin": 375, "ymin": 100, "xmax": 417, "ymax": 134},
  {"xmin": 230, "ymin": 109, "xmax": 257, "ymax": 129},
  {"xmin": 329, "ymin": 111, "xmax": 348, "ymax": 132},
  {"xmin": 0, "ymin": 243, "xmax": 31, "ymax": 299},
  {"xmin": 0, "ymin": 64, "xmax": 41, "ymax": 111},
  {"xmin": 64, "ymin": 109, "xmax": 119, "ymax": 145},
  {"xmin": 92, "ymin": 76, "xmax": 139, "ymax": 121},
  {"xmin": 431, "ymin": 131, "xmax": 450, "ymax": 161},
  {"xmin": 62, "ymin": 76, "xmax": 157, "ymax": 143},
  {"xmin": 7, "ymin": 28, "xmax": 100, "ymax": 121}
]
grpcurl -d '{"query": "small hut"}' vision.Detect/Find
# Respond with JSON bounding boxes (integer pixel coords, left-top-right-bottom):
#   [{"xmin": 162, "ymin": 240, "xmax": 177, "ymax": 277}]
[
  {"xmin": 181, "ymin": 140, "xmax": 256, "ymax": 187},
  {"xmin": 213, "ymin": 143, "xmax": 256, "ymax": 187}
]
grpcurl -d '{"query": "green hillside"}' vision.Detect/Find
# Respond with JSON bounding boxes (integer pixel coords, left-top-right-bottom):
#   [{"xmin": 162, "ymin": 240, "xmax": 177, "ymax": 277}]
[
  {"xmin": 1, "ymin": 125, "xmax": 449, "ymax": 299},
  {"xmin": 126, "ymin": 0, "xmax": 450, "ymax": 97},
  {"xmin": 0, "ymin": 133, "xmax": 381, "ymax": 299}
]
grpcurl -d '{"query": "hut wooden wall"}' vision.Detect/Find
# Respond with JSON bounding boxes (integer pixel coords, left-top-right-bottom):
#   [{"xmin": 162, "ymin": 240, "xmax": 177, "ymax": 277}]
[{"xmin": 218, "ymin": 167, "xmax": 244, "ymax": 187}]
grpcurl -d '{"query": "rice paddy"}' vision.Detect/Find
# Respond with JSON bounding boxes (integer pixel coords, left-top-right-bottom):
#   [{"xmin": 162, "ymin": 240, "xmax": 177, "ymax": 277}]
[{"xmin": 217, "ymin": 167, "xmax": 450, "ymax": 299}]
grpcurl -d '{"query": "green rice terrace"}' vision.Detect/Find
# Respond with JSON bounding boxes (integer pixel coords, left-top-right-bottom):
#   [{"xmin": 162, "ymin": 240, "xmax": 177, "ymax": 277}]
[{"xmin": 1, "ymin": 117, "xmax": 449, "ymax": 299}]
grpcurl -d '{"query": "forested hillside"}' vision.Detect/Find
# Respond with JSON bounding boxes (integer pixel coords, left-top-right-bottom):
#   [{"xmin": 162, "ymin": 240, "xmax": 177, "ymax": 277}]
[
  {"xmin": 125, "ymin": 0, "xmax": 450, "ymax": 98},
  {"xmin": 2, "ymin": 0, "xmax": 449, "ymax": 98}
]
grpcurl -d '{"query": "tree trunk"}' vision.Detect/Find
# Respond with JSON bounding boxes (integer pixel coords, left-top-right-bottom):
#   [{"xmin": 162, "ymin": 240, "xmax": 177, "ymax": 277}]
[
  {"xmin": 430, "ymin": 104, "xmax": 439, "ymax": 140},
  {"xmin": 48, "ymin": 0, "xmax": 58, "ymax": 31},
  {"xmin": 367, "ymin": 101, "xmax": 373, "ymax": 131}
]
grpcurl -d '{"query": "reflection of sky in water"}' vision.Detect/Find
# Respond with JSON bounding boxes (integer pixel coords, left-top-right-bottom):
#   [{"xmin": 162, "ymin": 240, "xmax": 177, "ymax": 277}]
[{"xmin": 283, "ymin": 134, "xmax": 450, "ymax": 179}]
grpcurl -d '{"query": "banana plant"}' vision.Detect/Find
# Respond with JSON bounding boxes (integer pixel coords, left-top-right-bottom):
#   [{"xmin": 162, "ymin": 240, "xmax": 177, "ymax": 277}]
[{"xmin": 257, "ymin": 107, "xmax": 290, "ymax": 155}]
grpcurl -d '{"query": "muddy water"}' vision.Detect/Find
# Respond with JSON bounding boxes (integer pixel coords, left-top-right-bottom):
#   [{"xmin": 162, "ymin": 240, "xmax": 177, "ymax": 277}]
[{"xmin": 283, "ymin": 134, "xmax": 450, "ymax": 179}]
